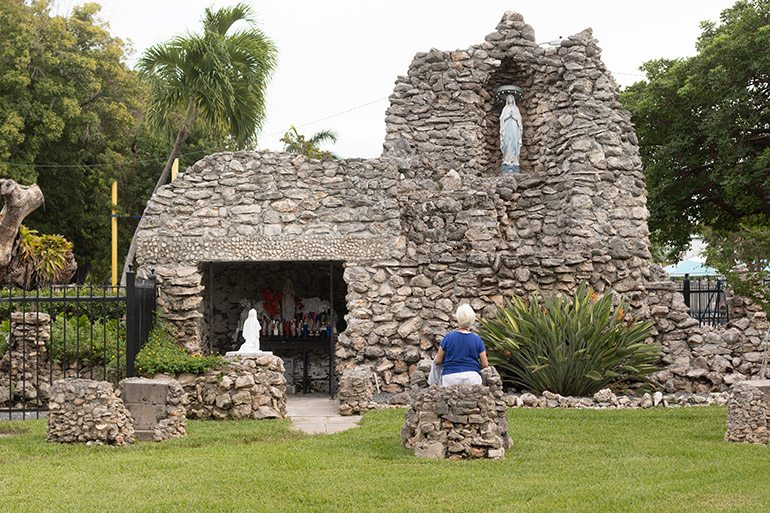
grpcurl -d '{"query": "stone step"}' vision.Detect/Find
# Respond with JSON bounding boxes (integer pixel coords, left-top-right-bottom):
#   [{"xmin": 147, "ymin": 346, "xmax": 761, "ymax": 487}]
[{"xmin": 134, "ymin": 429, "xmax": 155, "ymax": 442}]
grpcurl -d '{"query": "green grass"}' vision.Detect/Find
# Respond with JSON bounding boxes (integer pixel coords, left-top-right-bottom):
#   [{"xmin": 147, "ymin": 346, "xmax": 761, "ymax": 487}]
[{"xmin": 1, "ymin": 407, "xmax": 768, "ymax": 513}]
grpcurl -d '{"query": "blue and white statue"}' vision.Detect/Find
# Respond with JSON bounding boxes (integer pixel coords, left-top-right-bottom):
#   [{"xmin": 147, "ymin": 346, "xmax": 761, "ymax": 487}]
[{"xmin": 500, "ymin": 93, "xmax": 522, "ymax": 174}]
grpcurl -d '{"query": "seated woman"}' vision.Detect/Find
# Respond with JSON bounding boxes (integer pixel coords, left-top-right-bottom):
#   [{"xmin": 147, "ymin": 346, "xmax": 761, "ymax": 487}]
[{"xmin": 434, "ymin": 304, "xmax": 488, "ymax": 386}]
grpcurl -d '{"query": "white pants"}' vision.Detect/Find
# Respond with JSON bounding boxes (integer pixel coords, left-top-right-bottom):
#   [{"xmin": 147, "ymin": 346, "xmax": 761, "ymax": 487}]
[{"xmin": 442, "ymin": 371, "xmax": 482, "ymax": 386}]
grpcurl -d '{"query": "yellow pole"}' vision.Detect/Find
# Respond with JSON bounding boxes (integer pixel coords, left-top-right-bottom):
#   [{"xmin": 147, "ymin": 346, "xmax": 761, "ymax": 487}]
[
  {"xmin": 171, "ymin": 158, "xmax": 179, "ymax": 181},
  {"xmin": 111, "ymin": 181, "xmax": 118, "ymax": 290}
]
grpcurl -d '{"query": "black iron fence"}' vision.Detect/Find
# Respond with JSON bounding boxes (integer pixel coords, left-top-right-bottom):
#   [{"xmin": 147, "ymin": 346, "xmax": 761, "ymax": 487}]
[
  {"xmin": 676, "ymin": 274, "xmax": 729, "ymax": 326},
  {"xmin": 0, "ymin": 269, "xmax": 156, "ymax": 420}
]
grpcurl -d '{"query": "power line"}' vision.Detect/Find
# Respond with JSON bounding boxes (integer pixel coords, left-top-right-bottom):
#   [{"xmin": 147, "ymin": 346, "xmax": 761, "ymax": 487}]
[
  {"xmin": 0, "ymin": 75, "xmax": 646, "ymax": 170},
  {"xmin": 0, "ymin": 97, "xmax": 391, "ymax": 170},
  {"xmin": 613, "ymin": 71, "xmax": 646, "ymax": 78},
  {"xmin": 259, "ymin": 95, "xmax": 391, "ymax": 139}
]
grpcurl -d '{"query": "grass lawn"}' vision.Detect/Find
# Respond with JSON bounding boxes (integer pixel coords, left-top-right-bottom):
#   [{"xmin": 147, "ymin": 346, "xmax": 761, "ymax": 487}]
[{"xmin": 1, "ymin": 406, "xmax": 768, "ymax": 513}]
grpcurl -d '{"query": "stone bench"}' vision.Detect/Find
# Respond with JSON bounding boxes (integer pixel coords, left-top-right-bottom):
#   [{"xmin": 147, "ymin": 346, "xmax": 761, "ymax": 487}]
[
  {"xmin": 725, "ymin": 379, "xmax": 770, "ymax": 444},
  {"xmin": 401, "ymin": 361, "xmax": 511, "ymax": 459},
  {"xmin": 47, "ymin": 379, "xmax": 134, "ymax": 446},
  {"xmin": 118, "ymin": 378, "xmax": 186, "ymax": 442}
]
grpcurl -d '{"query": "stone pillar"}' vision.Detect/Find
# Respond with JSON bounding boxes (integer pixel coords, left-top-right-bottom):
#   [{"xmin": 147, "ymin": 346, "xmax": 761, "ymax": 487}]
[
  {"xmin": 725, "ymin": 380, "xmax": 770, "ymax": 444},
  {"xmin": 338, "ymin": 366, "xmax": 375, "ymax": 416},
  {"xmin": 0, "ymin": 312, "xmax": 51, "ymax": 374},
  {"xmin": 0, "ymin": 312, "xmax": 52, "ymax": 405},
  {"xmin": 401, "ymin": 361, "xmax": 511, "ymax": 459}
]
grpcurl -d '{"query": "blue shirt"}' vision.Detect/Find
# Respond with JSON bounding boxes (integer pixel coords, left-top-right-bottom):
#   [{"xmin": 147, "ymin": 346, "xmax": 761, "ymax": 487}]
[{"xmin": 440, "ymin": 331, "xmax": 485, "ymax": 376}]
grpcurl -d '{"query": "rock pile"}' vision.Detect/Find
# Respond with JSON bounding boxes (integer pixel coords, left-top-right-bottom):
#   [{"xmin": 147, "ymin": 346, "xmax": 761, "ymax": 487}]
[
  {"xmin": 338, "ymin": 366, "xmax": 375, "ymax": 416},
  {"xmin": 724, "ymin": 380, "xmax": 770, "ymax": 445},
  {"xmin": 502, "ymin": 388, "xmax": 729, "ymax": 409},
  {"xmin": 150, "ymin": 355, "xmax": 287, "ymax": 420},
  {"xmin": 47, "ymin": 379, "xmax": 134, "ymax": 446},
  {"xmin": 118, "ymin": 377, "xmax": 187, "ymax": 442},
  {"xmin": 402, "ymin": 361, "xmax": 511, "ymax": 459}
]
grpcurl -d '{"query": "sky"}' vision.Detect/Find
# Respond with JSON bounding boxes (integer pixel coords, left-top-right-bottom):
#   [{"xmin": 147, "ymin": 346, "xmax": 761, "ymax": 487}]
[{"xmin": 53, "ymin": 0, "xmax": 737, "ymax": 159}]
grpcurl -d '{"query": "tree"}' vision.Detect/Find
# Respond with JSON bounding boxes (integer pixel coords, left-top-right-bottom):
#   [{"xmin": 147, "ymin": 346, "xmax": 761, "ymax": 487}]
[
  {"xmin": 280, "ymin": 126, "xmax": 339, "ymax": 159},
  {"xmin": 0, "ymin": 0, "xmax": 144, "ymax": 279},
  {"xmin": 121, "ymin": 2, "xmax": 277, "ymax": 282},
  {"xmin": 621, "ymin": 0, "xmax": 770, "ymax": 257},
  {"xmin": 0, "ymin": 179, "xmax": 76, "ymax": 288},
  {"xmin": 703, "ymin": 219, "xmax": 770, "ymax": 315}
]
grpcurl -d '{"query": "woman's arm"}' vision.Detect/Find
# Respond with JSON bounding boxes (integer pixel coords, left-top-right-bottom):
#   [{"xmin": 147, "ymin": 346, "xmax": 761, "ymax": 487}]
[
  {"xmin": 479, "ymin": 350, "xmax": 489, "ymax": 369},
  {"xmin": 435, "ymin": 346, "xmax": 446, "ymax": 364}
]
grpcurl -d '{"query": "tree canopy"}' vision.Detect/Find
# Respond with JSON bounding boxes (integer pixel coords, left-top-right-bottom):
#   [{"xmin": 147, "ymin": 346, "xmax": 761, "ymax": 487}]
[
  {"xmin": 137, "ymin": 2, "xmax": 277, "ymax": 186},
  {"xmin": 621, "ymin": 0, "xmax": 770, "ymax": 258},
  {"xmin": 0, "ymin": 0, "xmax": 143, "ymax": 279},
  {"xmin": 0, "ymin": 1, "xmax": 251, "ymax": 281}
]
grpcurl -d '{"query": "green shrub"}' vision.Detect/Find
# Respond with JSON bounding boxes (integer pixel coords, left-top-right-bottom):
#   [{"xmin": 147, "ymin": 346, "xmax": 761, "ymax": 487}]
[
  {"xmin": 135, "ymin": 321, "xmax": 221, "ymax": 376},
  {"xmin": 478, "ymin": 282, "xmax": 660, "ymax": 396},
  {"xmin": 0, "ymin": 319, "xmax": 8, "ymax": 356},
  {"xmin": 48, "ymin": 313, "xmax": 125, "ymax": 368}
]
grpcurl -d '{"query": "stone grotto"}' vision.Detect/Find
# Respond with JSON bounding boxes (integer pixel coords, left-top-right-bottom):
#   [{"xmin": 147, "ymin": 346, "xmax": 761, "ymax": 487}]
[{"xmin": 134, "ymin": 12, "xmax": 769, "ymax": 396}]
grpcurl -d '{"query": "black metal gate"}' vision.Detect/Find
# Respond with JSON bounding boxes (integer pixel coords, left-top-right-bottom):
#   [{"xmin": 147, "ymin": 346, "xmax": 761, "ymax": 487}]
[
  {"xmin": 678, "ymin": 274, "xmax": 730, "ymax": 326},
  {"xmin": 0, "ymin": 269, "xmax": 156, "ymax": 419}
]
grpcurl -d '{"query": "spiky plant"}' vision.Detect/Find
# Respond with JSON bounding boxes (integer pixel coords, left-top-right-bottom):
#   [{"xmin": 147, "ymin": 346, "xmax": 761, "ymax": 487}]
[{"xmin": 478, "ymin": 282, "xmax": 660, "ymax": 396}]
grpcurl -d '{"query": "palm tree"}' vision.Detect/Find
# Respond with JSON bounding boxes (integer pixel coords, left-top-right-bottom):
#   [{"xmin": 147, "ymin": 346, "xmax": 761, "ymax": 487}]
[
  {"xmin": 280, "ymin": 126, "xmax": 339, "ymax": 159},
  {"xmin": 121, "ymin": 3, "xmax": 277, "ymax": 283}
]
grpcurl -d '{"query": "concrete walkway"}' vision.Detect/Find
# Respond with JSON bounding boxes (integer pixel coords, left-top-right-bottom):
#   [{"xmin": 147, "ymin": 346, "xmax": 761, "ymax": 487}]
[{"xmin": 286, "ymin": 393, "xmax": 361, "ymax": 434}]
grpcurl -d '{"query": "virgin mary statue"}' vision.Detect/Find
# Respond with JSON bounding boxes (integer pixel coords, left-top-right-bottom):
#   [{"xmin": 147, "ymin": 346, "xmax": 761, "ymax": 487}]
[{"xmin": 500, "ymin": 93, "xmax": 522, "ymax": 174}]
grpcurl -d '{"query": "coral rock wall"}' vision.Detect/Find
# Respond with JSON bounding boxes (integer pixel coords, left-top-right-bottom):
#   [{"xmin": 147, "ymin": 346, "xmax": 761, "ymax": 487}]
[{"xmin": 135, "ymin": 12, "xmax": 766, "ymax": 394}]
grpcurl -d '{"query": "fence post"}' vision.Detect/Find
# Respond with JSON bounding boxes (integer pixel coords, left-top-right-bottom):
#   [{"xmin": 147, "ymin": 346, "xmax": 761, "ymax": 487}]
[
  {"xmin": 137, "ymin": 271, "xmax": 156, "ymax": 348},
  {"xmin": 683, "ymin": 273, "xmax": 691, "ymax": 309},
  {"xmin": 125, "ymin": 268, "xmax": 137, "ymax": 378}
]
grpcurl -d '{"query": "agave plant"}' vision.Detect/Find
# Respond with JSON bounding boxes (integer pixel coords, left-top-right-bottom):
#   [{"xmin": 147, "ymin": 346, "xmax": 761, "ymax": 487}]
[{"xmin": 478, "ymin": 282, "xmax": 660, "ymax": 396}]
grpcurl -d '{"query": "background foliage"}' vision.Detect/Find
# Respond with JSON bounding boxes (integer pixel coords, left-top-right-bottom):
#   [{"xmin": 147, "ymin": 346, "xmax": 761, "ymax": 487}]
[
  {"xmin": 703, "ymin": 219, "xmax": 770, "ymax": 317},
  {"xmin": 621, "ymin": 0, "xmax": 770, "ymax": 260},
  {"xmin": 0, "ymin": 1, "xmax": 228, "ymax": 282}
]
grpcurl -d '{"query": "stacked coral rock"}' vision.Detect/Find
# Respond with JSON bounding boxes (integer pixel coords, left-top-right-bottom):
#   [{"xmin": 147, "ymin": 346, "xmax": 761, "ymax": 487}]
[
  {"xmin": 155, "ymin": 354, "xmax": 287, "ymax": 420},
  {"xmin": 724, "ymin": 380, "xmax": 770, "ymax": 445},
  {"xmin": 401, "ymin": 361, "xmax": 511, "ymax": 459},
  {"xmin": 338, "ymin": 366, "xmax": 375, "ymax": 416},
  {"xmin": 0, "ymin": 312, "xmax": 52, "ymax": 405},
  {"xmin": 152, "ymin": 379, "xmax": 187, "ymax": 441},
  {"xmin": 47, "ymin": 379, "xmax": 134, "ymax": 446}
]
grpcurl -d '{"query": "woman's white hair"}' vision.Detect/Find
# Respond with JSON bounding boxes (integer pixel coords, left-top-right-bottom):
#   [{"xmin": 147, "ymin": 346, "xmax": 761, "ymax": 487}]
[{"xmin": 455, "ymin": 304, "xmax": 476, "ymax": 329}]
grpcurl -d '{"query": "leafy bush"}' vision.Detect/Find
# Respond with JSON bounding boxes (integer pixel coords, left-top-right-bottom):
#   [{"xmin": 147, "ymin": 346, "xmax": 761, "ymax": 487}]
[
  {"xmin": 135, "ymin": 321, "xmax": 221, "ymax": 376},
  {"xmin": 478, "ymin": 282, "xmax": 660, "ymax": 396},
  {"xmin": 48, "ymin": 313, "xmax": 125, "ymax": 369},
  {"xmin": 16, "ymin": 225, "xmax": 74, "ymax": 286},
  {"xmin": 0, "ymin": 320, "xmax": 8, "ymax": 356}
]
